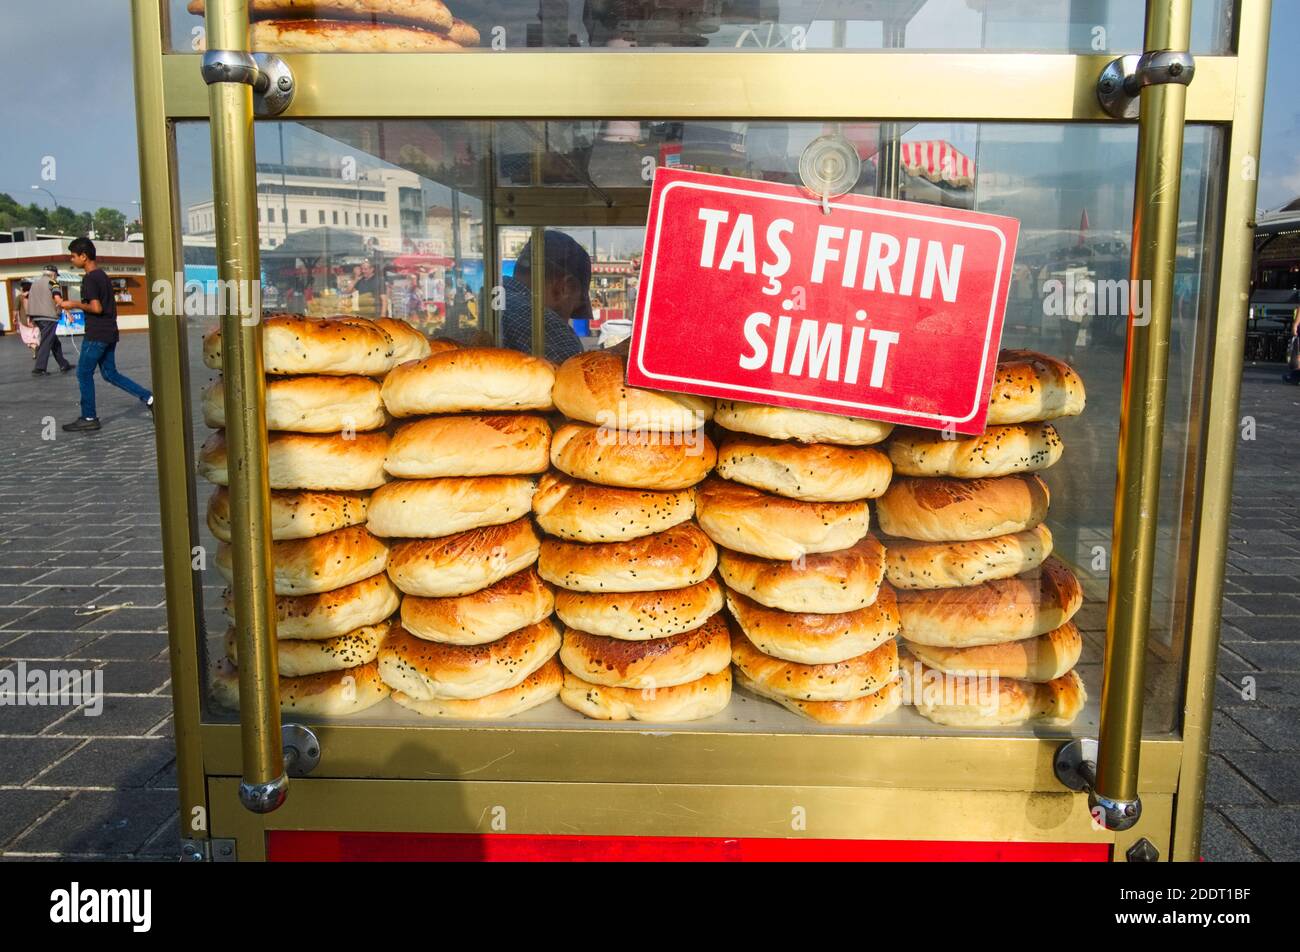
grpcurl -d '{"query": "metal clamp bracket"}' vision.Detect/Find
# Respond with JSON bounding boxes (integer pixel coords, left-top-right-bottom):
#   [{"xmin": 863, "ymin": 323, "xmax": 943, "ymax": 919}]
[
  {"xmin": 200, "ymin": 50, "xmax": 295, "ymax": 117},
  {"xmin": 1097, "ymin": 50, "xmax": 1195, "ymax": 120},
  {"xmin": 1054, "ymin": 737, "xmax": 1143, "ymax": 831},
  {"xmin": 180, "ymin": 838, "xmax": 237, "ymax": 862}
]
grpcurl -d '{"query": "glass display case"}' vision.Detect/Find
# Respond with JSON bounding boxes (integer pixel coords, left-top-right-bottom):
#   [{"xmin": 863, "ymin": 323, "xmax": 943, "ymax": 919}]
[{"xmin": 131, "ymin": 0, "xmax": 1269, "ymax": 861}]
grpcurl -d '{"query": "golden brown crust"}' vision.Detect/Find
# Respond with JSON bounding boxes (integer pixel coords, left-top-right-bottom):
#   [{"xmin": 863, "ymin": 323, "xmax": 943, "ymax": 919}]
[
  {"xmin": 876, "ymin": 474, "xmax": 1050, "ymax": 542},
  {"xmin": 550, "ymin": 423, "xmax": 716, "ymax": 491},
  {"xmin": 899, "ymin": 649, "xmax": 1086, "ymax": 726},
  {"xmin": 552, "ymin": 350, "xmax": 713, "ymax": 432},
  {"xmin": 385, "ymin": 414, "xmax": 551, "ymax": 478},
  {"xmin": 715, "ymin": 435, "xmax": 892, "ymax": 502},
  {"xmin": 887, "ymin": 422, "xmax": 1063, "ymax": 479},
  {"xmin": 386, "ymin": 517, "xmax": 540, "ymax": 597},
  {"xmin": 714, "ymin": 401, "xmax": 894, "ymax": 445},
  {"xmin": 531, "ymin": 471, "xmax": 694, "ymax": 543},
  {"xmin": 390, "ymin": 657, "xmax": 562, "ymax": 719},
  {"xmin": 225, "ymin": 621, "xmax": 386, "ymax": 677},
  {"xmin": 538, "ymin": 522, "xmax": 717, "ymax": 593},
  {"xmin": 216, "ymin": 524, "xmax": 389, "ymax": 596},
  {"xmin": 207, "ymin": 487, "xmax": 369, "ymax": 542},
  {"xmin": 558, "ymin": 612, "xmax": 731, "ymax": 689},
  {"xmin": 366, "ymin": 476, "xmax": 537, "ymax": 539},
  {"xmin": 211, "ymin": 657, "xmax": 391, "ymax": 716},
  {"xmin": 202, "ymin": 314, "xmax": 396, "ymax": 376},
  {"xmin": 553, "ymin": 578, "xmax": 723, "ymax": 641},
  {"xmin": 189, "ymin": 0, "xmax": 455, "ymax": 33},
  {"xmin": 884, "ymin": 524, "xmax": 1053, "ymax": 589},
  {"xmin": 734, "ymin": 669, "xmax": 902, "ymax": 725},
  {"xmin": 986, "ymin": 349, "xmax": 1086, "ymax": 425},
  {"xmin": 202, "ymin": 374, "xmax": 387, "ymax": 433},
  {"xmin": 377, "ymin": 619, "xmax": 560, "ymax": 700},
  {"xmin": 448, "ymin": 17, "xmax": 479, "ymax": 46},
  {"xmin": 559, "ymin": 668, "xmax": 732, "ymax": 722},
  {"xmin": 400, "ymin": 569, "xmax": 554, "ymax": 645},
  {"xmin": 238, "ymin": 571, "xmax": 399, "ymax": 640},
  {"xmin": 731, "ymin": 626, "xmax": 898, "ymax": 702},
  {"xmin": 695, "ymin": 476, "xmax": 869, "ymax": 560},
  {"xmin": 718, "ymin": 535, "xmax": 886, "ymax": 614},
  {"xmin": 380, "ymin": 347, "xmax": 555, "ymax": 416},
  {"xmin": 374, "ymin": 317, "xmax": 432, "ymax": 363},
  {"xmin": 248, "ymin": 18, "xmax": 465, "ymax": 51},
  {"xmin": 894, "ymin": 556, "xmax": 1083, "ymax": 648},
  {"xmin": 904, "ymin": 621, "xmax": 1082, "ymax": 682},
  {"xmin": 725, "ymin": 585, "xmax": 900, "ymax": 665},
  {"xmin": 199, "ymin": 429, "xmax": 390, "ymax": 491}
]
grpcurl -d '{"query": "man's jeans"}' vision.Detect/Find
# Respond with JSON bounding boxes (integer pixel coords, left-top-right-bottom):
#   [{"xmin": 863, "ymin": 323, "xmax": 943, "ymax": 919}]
[
  {"xmin": 77, "ymin": 339, "xmax": 152, "ymax": 420},
  {"xmin": 32, "ymin": 319, "xmax": 70, "ymax": 371}
]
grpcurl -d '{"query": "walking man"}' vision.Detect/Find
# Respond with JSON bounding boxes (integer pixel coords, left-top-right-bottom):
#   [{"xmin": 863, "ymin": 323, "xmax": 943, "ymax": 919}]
[
  {"xmin": 28, "ymin": 265, "xmax": 73, "ymax": 375},
  {"xmin": 60, "ymin": 238, "xmax": 153, "ymax": 433}
]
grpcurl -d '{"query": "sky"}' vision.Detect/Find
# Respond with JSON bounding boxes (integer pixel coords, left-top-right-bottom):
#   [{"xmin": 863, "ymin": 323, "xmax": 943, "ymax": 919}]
[{"xmin": 0, "ymin": 0, "xmax": 1296, "ymax": 217}]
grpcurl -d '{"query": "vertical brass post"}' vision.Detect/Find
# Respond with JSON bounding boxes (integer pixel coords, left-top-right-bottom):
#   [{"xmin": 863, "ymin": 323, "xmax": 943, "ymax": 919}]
[
  {"xmin": 1096, "ymin": 0, "xmax": 1193, "ymax": 825},
  {"xmin": 205, "ymin": 0, "xmax": 286, "ymax": 811},
  {"xmin": 530, "ymin": 225, "xmax": 547, "ymax": 358},
  {"xmin": 480, "ymin": 122, "xmax": 499, "ymax": 342},
  {"xmin": 1172, "ymin": 0, "xmax": 1272, "ymax": 861},
  {"xmin": 129, "ymin": 0, "xmax": 210, "ymax": 850},
  {"xmin": 529, "ymin": 123, "xmax": 547, "ymax": 358}
]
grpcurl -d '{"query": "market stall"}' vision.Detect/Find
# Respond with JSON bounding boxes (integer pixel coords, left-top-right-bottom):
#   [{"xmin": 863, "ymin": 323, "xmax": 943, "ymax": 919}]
[{"xmin": 130, "ymin": 0, "xmax": 1269, "ymax": 861}]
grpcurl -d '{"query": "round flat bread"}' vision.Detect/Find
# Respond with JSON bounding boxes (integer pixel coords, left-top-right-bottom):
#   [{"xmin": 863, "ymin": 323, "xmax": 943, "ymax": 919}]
[
  {"xmin": 248, "ymin": 19, "xmax": 464, "ymax": 52},
  {"xmin": 188, "ymin": 0, "xmax": 455, "ymax": 33}
]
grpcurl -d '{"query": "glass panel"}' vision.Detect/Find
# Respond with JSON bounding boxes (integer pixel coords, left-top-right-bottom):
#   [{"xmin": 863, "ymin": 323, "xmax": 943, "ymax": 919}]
[
  {"xmin": 166, "ymin": 0, "xmax": 1231, "ymax": 54},
  {"xmin": 178, "ymin": 117, "xmax": 1219, "ymax": 737}
]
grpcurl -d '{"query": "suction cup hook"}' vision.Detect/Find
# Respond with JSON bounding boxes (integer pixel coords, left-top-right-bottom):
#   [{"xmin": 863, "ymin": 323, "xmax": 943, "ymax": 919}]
[{"xmin": 799, "ymin": 134, "xmax": 861, "ymax": 215}]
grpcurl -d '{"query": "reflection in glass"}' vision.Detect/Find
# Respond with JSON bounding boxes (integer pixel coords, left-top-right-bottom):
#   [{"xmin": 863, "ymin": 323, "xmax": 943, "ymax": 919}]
[
  {"xmin": 168, "ymin": 0, "xmax": 1231, "ymax": 53},
  {"xmin": 178, "ymin": 121, "xmax": 487, "ymax": 340},
  {"xmin": 179, "ymin": 116, "xmax": 1219, "ymax": 736}
]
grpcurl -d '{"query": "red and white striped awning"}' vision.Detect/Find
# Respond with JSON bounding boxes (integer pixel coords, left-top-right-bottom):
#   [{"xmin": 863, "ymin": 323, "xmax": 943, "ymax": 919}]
[{"xmin": 900, "ymin": 140, "xmax": 976, "ymax": 188}]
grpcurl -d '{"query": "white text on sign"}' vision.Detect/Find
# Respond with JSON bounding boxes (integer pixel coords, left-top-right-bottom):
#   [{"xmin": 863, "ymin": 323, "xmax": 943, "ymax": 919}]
[{"xmin": 695, "ymin": 208, "xmax": 964, "ymax": 385}]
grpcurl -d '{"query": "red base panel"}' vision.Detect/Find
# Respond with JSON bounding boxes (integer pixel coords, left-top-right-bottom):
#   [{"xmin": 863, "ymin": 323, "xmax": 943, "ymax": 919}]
[{"xmin": 266, "ymin": 831, "xmax": 1111, "ymax": 862}]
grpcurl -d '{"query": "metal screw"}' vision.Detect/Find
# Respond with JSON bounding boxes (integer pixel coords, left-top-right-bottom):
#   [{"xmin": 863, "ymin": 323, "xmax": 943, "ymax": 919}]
[
  {"xmin": 1167, "ymin": 62, "xmax": 1184, "ymax": 78},
  {"xmin": 1099, "ymin": 79, "xmax": 1114, "ymax": 93},
  {"xmin": 219, "ymin": 843, "xmax": 233, "ymax": 856},
  {"xmin": 278, "ymin": 75, "xmax": 292, "ymax": 90}
]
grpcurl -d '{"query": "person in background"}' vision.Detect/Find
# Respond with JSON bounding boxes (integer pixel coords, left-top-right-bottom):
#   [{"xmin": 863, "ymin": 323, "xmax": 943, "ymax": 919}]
[
  {"xmin": 60, "ymin": 237, "xmax": 154, "ymax": 433},
  {"xmin": 1284, "ymin": 306, "xmax": 1300, "ymax": 385},
  {"xmin": 16, "ymin": 281, "xmax": 41, "ymax": 356},
  {"xmin": 27, "ymin": 265, "xmax": 74, "ymax": 375},
  {"xmin": 500, "ymin": 231, "xmax": 587, "ymax": 364}
]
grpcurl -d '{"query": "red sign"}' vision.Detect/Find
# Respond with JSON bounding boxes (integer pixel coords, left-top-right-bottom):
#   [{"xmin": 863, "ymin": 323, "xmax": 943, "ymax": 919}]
[{"xmin": 627, "ymin": 168, "xmax": 1020, "ymax": 434}]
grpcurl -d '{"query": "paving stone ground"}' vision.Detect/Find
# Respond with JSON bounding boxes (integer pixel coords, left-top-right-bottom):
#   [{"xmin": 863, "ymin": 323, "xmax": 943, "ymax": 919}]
[
  {"xmin": 0, "ymin": 330, "xmax": 1296, "ymax": 861},
  {"xmin": 0, "ymin": 329, "xmax": 175, "ymax": 861}
]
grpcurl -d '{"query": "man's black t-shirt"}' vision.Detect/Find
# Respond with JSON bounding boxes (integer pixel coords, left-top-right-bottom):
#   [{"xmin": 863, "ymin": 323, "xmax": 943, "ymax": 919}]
[{"xmin": 80, "ymin": 268, "xmax": 119, "ymax": 343}]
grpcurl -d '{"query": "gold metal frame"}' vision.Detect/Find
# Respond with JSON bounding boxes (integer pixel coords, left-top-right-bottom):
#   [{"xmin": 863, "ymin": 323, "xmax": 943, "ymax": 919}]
[
  {"xmin": 156, "ymin": 52, "xmax": 1239, "ymax": 122},
  {"xmin": 128, "ymin": 0, "xmax": 1272, "ymax": 861}
]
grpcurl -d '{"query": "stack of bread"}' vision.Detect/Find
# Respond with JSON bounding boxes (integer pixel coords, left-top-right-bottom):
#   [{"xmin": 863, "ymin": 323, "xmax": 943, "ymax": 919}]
[
  {"xmin": 200, "ymin": 314, "xmax": 430, "ymax": 716},
  {"xmin": 188, "ymin": 0, "xmax": 482, "ymax": 52},
  {"xmin": 879, "ymin": 350, "xmax": 1089, "ymax": 728},
  {"xmin": 539, "ymin": 351, "xmax": 731, "ymax": 722},
  {"xmin": 698, "ymin": 401, "xmax": 901, "ymax": 725},
  {"xmin": 373, "ymin": 344, "xmax": 564, "ymax": 719}
]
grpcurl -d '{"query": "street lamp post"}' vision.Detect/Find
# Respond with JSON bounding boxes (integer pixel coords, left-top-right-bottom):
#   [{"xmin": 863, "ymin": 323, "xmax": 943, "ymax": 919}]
[{"xmin": 30, "ymin": 184, "xmax": 58, "ymax": 209}]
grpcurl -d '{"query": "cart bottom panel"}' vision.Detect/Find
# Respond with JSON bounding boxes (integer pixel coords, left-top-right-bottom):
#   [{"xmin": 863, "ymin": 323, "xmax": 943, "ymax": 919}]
[{"xmin": 207, "ymin": 777, "xmax": 1172, "ymax": 862}]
